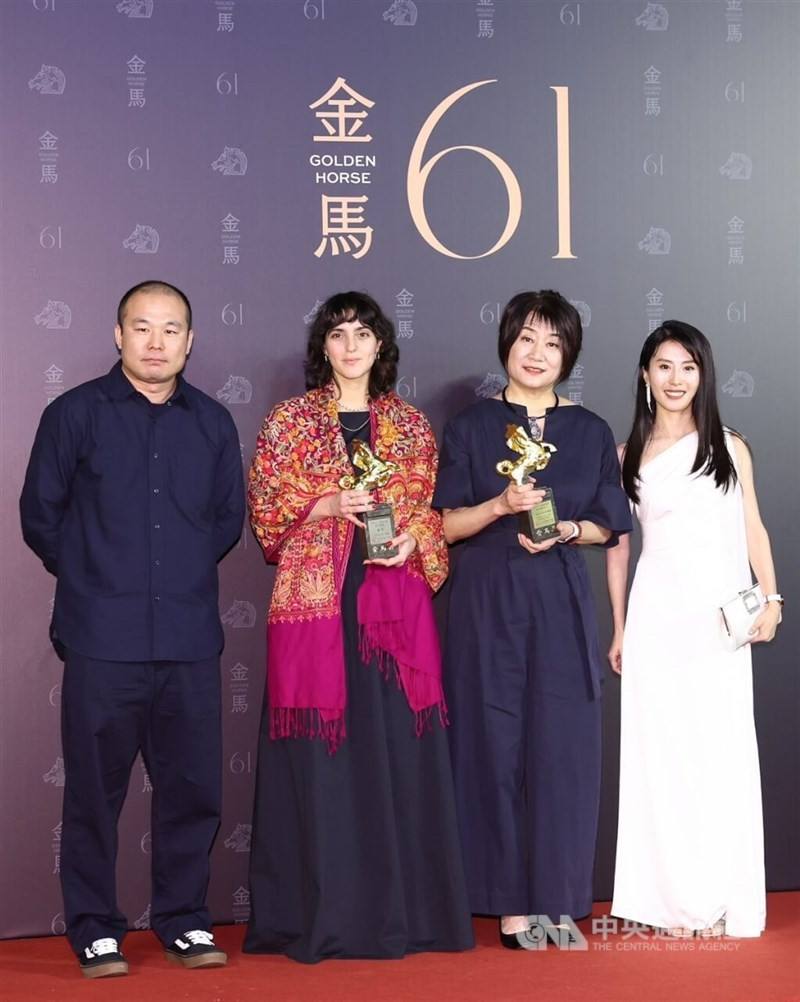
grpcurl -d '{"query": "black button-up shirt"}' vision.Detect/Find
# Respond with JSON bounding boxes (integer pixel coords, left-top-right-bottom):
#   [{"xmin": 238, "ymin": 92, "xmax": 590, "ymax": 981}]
[{"xmin": 20, "ymin": 362, "xmax": 245, "ymax": 663}]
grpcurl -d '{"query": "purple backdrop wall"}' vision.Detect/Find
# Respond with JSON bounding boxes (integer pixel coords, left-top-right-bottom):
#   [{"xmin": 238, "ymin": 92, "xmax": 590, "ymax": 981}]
[{"xmin": 1, "ymin": 0, "xmax": 798, "ymax": 939}]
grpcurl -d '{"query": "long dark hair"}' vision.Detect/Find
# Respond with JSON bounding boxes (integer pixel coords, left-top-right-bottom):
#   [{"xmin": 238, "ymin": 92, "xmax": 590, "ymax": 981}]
[
  {"xmin": 304, "ymin": 291, "xmax": 399, "ymax": 397},
  {"xmin": 622, "ymin": 321, "xmax": 737, "ymax": 503}
]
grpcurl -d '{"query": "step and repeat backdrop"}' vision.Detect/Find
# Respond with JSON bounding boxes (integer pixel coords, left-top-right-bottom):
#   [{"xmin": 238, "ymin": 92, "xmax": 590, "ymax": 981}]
[{"xmin": 1, "ymin": 0, "xmax": 797, "ymax": 938}]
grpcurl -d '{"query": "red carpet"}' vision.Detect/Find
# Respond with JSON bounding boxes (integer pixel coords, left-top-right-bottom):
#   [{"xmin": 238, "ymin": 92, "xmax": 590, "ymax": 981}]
[{"xmin": 0, "ymin": 894, "xmax": 797, "ymax": 1002}]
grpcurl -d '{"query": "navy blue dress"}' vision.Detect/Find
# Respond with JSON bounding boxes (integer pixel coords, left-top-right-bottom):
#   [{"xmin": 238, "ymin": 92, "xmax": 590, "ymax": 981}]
[{"xmin": 433, "ymin": 398, "xmax": 631, "ymax": 919}]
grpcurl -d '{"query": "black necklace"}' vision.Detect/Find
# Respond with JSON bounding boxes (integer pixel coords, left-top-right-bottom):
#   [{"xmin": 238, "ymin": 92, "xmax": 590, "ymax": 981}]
[{"xmin": 501, "ymin": 387, "xmax": 559, "ymax": 441}]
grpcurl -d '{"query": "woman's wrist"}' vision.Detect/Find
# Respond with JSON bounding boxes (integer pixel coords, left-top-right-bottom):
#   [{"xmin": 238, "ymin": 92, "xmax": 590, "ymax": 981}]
[
  {"xmin": 492, "ymin": 493, "xmax": 512, "ymax": 519},
  {"xmin": 558, "ymin": 520, "xmax": 582, "ymax": 543},
  {"xmin": 328, "ymin": 493, "xmax": 338, "ymax": 516},
  {"xmin": 314, "ymin": 492, "xmax": 341, "ymax": 521}
]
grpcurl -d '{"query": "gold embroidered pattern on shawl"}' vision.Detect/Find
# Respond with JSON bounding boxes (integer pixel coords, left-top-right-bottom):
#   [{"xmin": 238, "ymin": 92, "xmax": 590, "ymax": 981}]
[{"xmin": 248, "ymin": 384, "xmax": 447, "ymax": 625}]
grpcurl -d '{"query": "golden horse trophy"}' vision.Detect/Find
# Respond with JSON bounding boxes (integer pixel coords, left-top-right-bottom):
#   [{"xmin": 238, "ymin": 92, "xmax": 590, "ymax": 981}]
[
  {"xmin": 339, "ymin": 440, "xmax": 399, "ymax": 491},
  {"xmin": 339, "ymin": 441, "xmax": 400, "ymax": 559},
  {"xmin": 496, "ymin": 424, "xmax": 560, "ymax": 542}
]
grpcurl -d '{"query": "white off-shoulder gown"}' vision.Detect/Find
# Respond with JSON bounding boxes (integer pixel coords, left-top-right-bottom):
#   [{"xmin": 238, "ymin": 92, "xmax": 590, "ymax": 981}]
[{"xmin": 612, "ymin": 432, "xmax": 766, "ymax": 937}]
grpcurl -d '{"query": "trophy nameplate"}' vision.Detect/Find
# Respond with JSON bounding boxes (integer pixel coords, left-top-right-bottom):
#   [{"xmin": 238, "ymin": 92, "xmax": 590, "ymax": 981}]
[
  {"xmin": 361, "ymin": 502, "xmax": 399, "ymax": 560},
  {"xmin": 524, "ymin": 486, "xmax": 560, "ymax": 542}
]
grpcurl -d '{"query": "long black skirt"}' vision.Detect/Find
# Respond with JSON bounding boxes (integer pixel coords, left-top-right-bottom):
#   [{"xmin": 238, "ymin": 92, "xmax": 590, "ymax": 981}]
[{"xmin": 243, "ymin": 550, "xmax": 474, "ymax": 963}]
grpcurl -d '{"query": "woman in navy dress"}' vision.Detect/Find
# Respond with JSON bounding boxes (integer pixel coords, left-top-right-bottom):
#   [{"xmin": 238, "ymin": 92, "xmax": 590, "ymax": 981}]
[{"xmin": 434, "ymin": 291, "xmax": 631, "ymax": 947}]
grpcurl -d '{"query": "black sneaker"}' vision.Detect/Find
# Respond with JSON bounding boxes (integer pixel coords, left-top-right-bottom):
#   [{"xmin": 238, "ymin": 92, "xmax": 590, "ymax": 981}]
[
  {"xmin": 165, "ymin": 930, "xmax": 227, "ymax": 969},
  {"xmin": 79, "ymin": 937, "xmax": 128, "ymax": 979}
]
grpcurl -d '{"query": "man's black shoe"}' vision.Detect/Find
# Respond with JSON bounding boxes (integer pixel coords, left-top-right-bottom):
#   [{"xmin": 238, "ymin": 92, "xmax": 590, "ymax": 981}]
[
  {"xmin": 165, "ymin": 930, "xmax": 227, "ymax": 969},
  {"xmin": 79, "ymin": 938, "xmax": 128, "ymax": 979}
]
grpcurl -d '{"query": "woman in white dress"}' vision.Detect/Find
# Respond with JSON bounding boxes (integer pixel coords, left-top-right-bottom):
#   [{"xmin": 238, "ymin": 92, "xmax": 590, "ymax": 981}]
[{"xmin": 607, "ymin": 322, "xmax": 781, "ymax": 938}]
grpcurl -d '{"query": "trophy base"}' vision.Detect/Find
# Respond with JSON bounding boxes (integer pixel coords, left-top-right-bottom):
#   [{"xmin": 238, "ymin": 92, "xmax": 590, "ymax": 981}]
[
  {"xmin": 519, "ymin": 487, "xmax": 560, "ymax": 543},
  {"xmin": 362, "ymin": 503, "xmax": 399, "ymax": 560}
]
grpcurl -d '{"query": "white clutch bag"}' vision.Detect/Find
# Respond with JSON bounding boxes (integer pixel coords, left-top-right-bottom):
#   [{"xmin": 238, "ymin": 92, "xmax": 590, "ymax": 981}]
[{"xmin": 720, "ymin": 585, "xmax": 764, "ymax": 649}]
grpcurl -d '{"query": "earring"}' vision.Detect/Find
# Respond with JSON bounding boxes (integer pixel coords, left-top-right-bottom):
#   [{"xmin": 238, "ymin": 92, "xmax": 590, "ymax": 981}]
[
  {"xmin": 323, "ymin": 351, "xmax": 328, "ymax": 362},
  {"xmin": 645, "ymin": 383, "xmax": 652, "ymax": 411}
]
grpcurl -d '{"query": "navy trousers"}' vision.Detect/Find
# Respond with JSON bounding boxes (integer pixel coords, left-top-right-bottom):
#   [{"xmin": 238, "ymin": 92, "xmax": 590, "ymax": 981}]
[{"xmin": 59, "ymin": 650, "xmax": 222, "ymax": 954}]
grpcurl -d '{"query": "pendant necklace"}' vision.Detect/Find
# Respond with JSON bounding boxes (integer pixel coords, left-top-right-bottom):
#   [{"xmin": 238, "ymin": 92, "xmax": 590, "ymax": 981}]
[{"xmin": 502, "ymin": 387, "xmax": 558, "ymax": 441}]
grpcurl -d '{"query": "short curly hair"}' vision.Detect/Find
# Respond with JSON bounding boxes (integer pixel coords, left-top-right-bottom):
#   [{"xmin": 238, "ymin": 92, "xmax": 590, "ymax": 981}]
[{"xmin": 305, "ymin": 291, "xmax": 399, "ymax": 397}]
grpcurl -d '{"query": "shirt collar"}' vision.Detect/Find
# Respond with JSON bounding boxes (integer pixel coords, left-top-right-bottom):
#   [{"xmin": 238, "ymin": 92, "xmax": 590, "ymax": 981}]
[{"xmin": 103, "ymin": 360, "xmax": 191, "ymax": 408}]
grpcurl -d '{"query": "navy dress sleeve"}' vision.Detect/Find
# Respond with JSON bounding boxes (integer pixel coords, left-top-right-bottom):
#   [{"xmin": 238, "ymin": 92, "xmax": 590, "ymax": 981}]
[
  {"xmin": 580, "ymin": 423, "xmax": 632, "ymax": 547},
  {"xmin": 433, "ymin": 417, "xmax": 476, "ymax": 510}
]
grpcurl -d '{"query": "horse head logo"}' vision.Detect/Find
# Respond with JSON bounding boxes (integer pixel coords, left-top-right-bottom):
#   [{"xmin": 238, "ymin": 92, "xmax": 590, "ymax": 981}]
[
  {"xmin": 212, "ymin": 147, "xmax": 248, "ymax": 176},
  {"xmin": 475, "ymin": 373, "xmax": 506, "ymax": 399},
  {"xmin": 221, "ymin": 600, "xmax": 257, "ymax": 628},
  {"xmin": 34, "ymin": 300, "xmax": 72, "ymax": 330},
  {"xmin": 719, "ymin": 153, "xmax": 752, "ymax": 181},
  {"xmin": 635, "ymin": 3, "xmax": 669, "ymax": 30},
  {"xmin": 28, "ymin": 64, "xmax": 66, "ymax": 95},
  {"xmin": 43, "ymin": 758, "xmax": 65, "ymax": 787},
  {"xmin": 216, "ymin": 375, "xmax": 253, "ymax": 404},
  {"xmin": 224, "ymin": 824, "xmax": 253, "ymax": 852},
  {"xmin": 496, "ymin": 425, "xmax": 558, "ymax": 486},
  {"xmin": 123, "ymin": 224, "xmax": 160, "ymax": 254},
  {"xmin": 722, "ymin": 370, "xmax": 754, "ymax": 398},
  {"xmin": 303, "ymin": 299, "xmax": 324, "ymax": 325},
  {"xmin": 383, "ymin": 0, "xmax": 418, "ymax": 25},
  {"xmin": 116, "ymin": 0, "xmax": 154, "ymax": 16},
  {"xmin": 569, "ymin": 300, "xmax": 592, "ymax": 328},
  {"xmin": 638, "ymin": 227, "xmax": 671, "ymax": 255}
]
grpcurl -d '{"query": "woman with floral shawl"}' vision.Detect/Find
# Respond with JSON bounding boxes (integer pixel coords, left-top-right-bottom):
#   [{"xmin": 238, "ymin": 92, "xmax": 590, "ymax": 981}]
[{"xmin": 243, "ymin": 291, "xmax": 473, "ymax": 963}]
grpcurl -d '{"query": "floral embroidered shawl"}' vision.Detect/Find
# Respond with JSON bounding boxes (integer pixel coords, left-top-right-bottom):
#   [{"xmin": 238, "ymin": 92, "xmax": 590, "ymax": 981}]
[{"xmin": 249, "ymin": 382, "xmax": 448, "ymax": 750}]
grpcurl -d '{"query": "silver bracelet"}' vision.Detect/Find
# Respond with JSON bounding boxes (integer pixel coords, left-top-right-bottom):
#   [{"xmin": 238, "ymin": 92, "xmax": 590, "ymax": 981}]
[{"xmin": 558, "ymin": 520, "xmax": 580, "ymax": 544}]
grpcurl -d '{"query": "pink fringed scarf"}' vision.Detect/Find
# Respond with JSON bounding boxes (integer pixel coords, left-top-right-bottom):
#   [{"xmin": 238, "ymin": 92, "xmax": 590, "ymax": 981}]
[
  {"xmin": 267, "ymin": 562, "xmax": 447, "ymax": 754},
  {"xmin": 358, "ymin": 565, "xmax": 448, "ymax": 735}
]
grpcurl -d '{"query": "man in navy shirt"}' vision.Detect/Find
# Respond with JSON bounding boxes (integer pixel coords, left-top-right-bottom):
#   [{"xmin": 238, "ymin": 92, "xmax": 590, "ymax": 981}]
[{"xmin": 21, "ymin": 281, "xmax": 245, "ymax": 978}]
